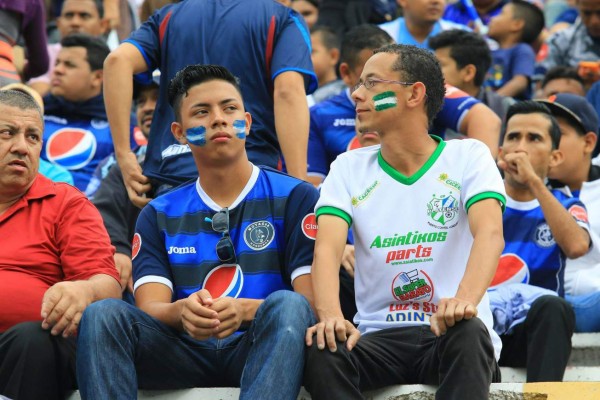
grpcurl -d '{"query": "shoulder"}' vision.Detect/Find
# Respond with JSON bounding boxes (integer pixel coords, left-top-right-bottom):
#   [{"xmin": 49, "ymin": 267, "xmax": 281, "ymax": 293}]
[
  {"xmin": 260, "ymin": 167, "xmax": 317, "ymax": 193},
  {"xmin": 149, "ymin": 179, "xmax": 197, "ymax": 211},
  {"xmin": 439, "ymin": 19, "xmax": 470, "ymax": 31}
]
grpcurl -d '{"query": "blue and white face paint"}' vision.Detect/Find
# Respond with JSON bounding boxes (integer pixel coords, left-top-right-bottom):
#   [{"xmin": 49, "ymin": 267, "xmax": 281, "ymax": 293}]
[
  {"xmin": 233, "ymin": 119, "xmax": 246, "ymax": 139},
  {"xmin": 186, "ymin": 125, "xmax": 207, "ymax": 146}
]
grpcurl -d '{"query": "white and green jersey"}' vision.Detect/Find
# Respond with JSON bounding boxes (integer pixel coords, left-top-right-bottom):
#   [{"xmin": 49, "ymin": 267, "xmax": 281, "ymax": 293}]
[{"xmin": 316, "ymin": 137, "xmax": 506, "ymax": 359}]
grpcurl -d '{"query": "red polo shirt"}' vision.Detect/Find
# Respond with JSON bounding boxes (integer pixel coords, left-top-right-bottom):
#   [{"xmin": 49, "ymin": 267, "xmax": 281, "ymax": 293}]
[{"xmin": 0, "ymin": 175, "xmax": 119, "ymax": 332}]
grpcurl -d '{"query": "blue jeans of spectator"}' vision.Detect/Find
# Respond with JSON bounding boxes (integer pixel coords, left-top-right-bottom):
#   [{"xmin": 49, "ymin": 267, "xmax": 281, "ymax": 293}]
[
  {"xmin": 566, "ymin": 292, "xmax": 600, "ymax": 332},
  {"xmin": 77, "ymin": 290, "xmax": 315, "ymax": 400}
]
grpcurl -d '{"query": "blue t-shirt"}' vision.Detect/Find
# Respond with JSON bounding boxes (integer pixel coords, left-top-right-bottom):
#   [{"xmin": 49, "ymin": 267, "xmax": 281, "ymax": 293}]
[
  {"xmin": 126, "ymin": 0, "xmax": 317, "ymax": 186},
  {"xmin": 379, "ymin": 17, "xmax": 469, "ymax": 49},
  {"xmin": 486, "ymin": 43, "xmax": 536, "ymax": 99},
  {"xmin": 443, "ymin": 0, "xmax": 506, "ymax": 27},
  {"xmin": 307, "ymin": 86, "xmax": 479, "ymax": 178},
  {"xmin": 491, "ymin": 190, "xmax": 590, "ymax": 297},
  {"xmin": 132, "ymin": 165, "xmax": 320, "ymax": 301}
]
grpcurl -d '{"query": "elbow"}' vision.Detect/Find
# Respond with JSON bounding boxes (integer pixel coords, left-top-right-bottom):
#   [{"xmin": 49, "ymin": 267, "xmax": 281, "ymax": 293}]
[
  {"xmin": 564, "ymin": 242, "xmax": 590, "ymax": 259},
  {"xmin": 104, "ymin": 51, "xmax": 130, "ymax": 73}
]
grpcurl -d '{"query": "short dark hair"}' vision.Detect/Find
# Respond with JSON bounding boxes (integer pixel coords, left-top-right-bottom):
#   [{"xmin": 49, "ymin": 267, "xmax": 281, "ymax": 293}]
[
  {"xmin": 505, "ymin": 101, "xmax": 561, "ymax": 149},
  {"xmin": 511, "ymin": 0, "xmax": 545, "ymax": 44},
  {"xmin": 541, "ymin": 66, "xmax": 584, "ymax": 89},
  {"xmin": 310, "ymin": 26, "xmax": 340, "ymax": 50},
  {"xmin": 293, "ymin": 0, "xmax": 320, "ymax": 7},
  {"xmin": 429, "ymin": 29, "xmax": 492, "ymax": 87},
  {"xmin": 61, "ymin": 33, "xmax": 110, "ymax": 71},
  {"xmin": 61, "ymin": 0, "xmax": 104, "ymax": 18},
  {"xmin": 0, "ymin": 90, "xmax": 43, "ymax": 120},
  {"xmin": 373, "ymin": 44, "xmax": 446, "ymax": 125},
  {"xmin": 168, "ymin": 64, "xmax": 243, "ymax": 121},
  {"xmin": 340, "ymin": 24, "xmax": 394, "ymax": 69}
]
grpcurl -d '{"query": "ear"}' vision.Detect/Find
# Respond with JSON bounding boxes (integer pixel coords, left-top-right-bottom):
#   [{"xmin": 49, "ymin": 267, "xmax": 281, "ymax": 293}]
[
  {"xmin": 91, "ymin": 70, "xmax": 103, "ymax": 89},
  {"xmin": 339, "ymin": 62, "xmax": 353, "ymax": 87},
  {"xmin": 461, "ymin": 64, "xmax": 477, "ymax": 85},
  {"xmin": 405, "ymin": 82, "xmax": 427, "ymax": 110},
  {"xmin": 548, "ymin": 148, "xmax": 564, "ymax": 169},
  {"xmin": 171, "ymin": 121, "xmax": 187, "ymax": 144},
  {"xmin": 245, "ymin": 112, "xmax": 252, "ymax": 137},
  {"xmin": 100, "ymin": 18, "xmax": 110, "ymax": 35},
  {"xmin": 512, "ymin": 18, "xmax": 525, "ymax": 34},
  {"xmin": 329, "ymin": 48, "xmax": 340, "ymax": 66},
  {"xmin": 584, "ymin": 132, "xmax": 598, "ymax": 155}
]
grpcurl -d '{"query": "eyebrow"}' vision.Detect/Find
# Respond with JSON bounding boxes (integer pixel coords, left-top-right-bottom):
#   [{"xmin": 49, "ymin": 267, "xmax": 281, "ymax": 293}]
[{"xmin": 189, "ymin": 98, "xmax": 239, "ymax": 109}]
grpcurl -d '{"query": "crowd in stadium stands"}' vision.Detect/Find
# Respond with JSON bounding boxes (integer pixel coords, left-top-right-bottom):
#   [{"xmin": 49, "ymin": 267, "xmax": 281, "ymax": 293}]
[{"xmin": 1, "ymin": 0, "xmax": 600, "ymax": 399}]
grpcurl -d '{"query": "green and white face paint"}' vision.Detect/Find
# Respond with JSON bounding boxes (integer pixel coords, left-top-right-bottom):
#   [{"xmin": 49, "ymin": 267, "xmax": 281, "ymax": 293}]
[
  {"xmin": 373, "ymin": 91, "xmax": 398, "ymax": 112},
  {"xmin": 233, "ymin": 119, "xmax": 246, "ymax": 139},
  {"xmin": 186, "ymin": 125, "xmax": 207, "ymax": 146}
]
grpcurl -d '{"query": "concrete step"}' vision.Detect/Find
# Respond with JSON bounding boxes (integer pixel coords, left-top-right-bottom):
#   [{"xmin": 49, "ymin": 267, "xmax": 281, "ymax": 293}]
[
  {"xmin": 570, "ymin": 333, "xmax": 600, "ymax": 366},
  {"xmin": 66, "ymin": 383, "xmax": 600, "ymax": 400},
  {"xmin": 501, "ymin": 366, "xmax": 600, "ymax": 382}
]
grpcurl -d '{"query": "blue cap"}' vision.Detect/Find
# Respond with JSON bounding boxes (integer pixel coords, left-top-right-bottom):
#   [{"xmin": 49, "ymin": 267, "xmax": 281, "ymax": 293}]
[{"xmin": 536, "ymin": 93, "xmax": 599, "ymax": 135}]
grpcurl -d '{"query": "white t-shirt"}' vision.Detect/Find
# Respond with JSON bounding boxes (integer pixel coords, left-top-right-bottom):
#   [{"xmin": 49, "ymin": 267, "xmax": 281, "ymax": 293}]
[{"xmin": 316, "ymin": 137, "xmax": 506, "ymax": 360}]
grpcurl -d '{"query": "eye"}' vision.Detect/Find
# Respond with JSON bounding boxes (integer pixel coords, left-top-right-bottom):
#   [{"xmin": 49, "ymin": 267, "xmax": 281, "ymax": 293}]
[{"xmin": 225, "ymin": 105, "xmax": 237, "ymax": 112}]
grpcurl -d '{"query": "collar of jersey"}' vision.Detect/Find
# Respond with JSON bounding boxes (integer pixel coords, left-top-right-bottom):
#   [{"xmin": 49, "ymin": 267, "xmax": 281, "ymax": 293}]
[
  {"xmin": 195, "ymin": 163, "xmax": 260, "ymax": 211},
  {"xmin": 377, "ymin": 135, "xmax": 445, "ymax": 185}
]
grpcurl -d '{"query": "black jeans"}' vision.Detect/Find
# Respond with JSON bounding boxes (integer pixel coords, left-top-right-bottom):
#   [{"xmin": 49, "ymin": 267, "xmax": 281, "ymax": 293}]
[
  {"xmin": 304, "ymin": 318, "xmax": 500, "ymax": 400},
  {"xmin": 499, "ymin": 295, "xmax": 575, "ymax": 382},
  {"xmin": 0, "ymin": 321, "xmax": 77, "ymax": 400}
]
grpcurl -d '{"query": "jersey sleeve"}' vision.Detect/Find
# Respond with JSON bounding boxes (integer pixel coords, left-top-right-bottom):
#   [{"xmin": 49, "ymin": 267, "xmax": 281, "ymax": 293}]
[
  {"xmin": 56, "ymin": 189, "xmax": 119, "ymax": 283},
  {"xmin": 461, "ymin": 140, "xmax": 506, "ymax": 213},
  {"xmin": 307, "ymin": 106, "xmax": 328, "ymax": 178},
  {"xmin": 271, "ymin": 10, "xmax": 317, "ymax": 93},
  {"xmin": 434, "ymin": 85, "xmax": 480, "ymax": 132},
  {"xmin": 511, "ymin": 44, "xmax": 536, "ymax": 80},
  {"xmin": 132, "ymin": 204, "xmax": 174, "ymax": 293},
  {"xmin": 315, "ymin": 156, "xmax": 354, "ymax": 226},
  {"xmin": 282, "ymin": 182, "xmax": 321, "ymax": 282},
  {"xmin": 563, "ymin": 197, "xmax": 592, "ymax": 233}
]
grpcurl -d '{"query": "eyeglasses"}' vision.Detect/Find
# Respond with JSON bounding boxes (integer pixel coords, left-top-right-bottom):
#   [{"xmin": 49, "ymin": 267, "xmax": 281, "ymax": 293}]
[
  {"xmin": 352, "ymin": 77, "xmax": 416, "ymax": 93},
  {"xmin": 205, "ymin": 207, "xmax": 237, "ymax": 264}
]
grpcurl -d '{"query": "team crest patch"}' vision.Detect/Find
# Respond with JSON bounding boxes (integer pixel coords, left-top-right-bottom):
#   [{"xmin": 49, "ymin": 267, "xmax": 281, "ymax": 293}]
[
  {"xmin": 568, "ymin": 205, "xmax": 588, "ymax": 223},
  {"xmin": 534, "ymin": 223, "xmax": 555, "ymax": 248},
  {"xmin": 391, "ymin": 269, "xmax": 434, "ymax": 302},
  {"xmin": 244, "ymin": 221, "xmax": 275, "ymax": 250},
  {"xmin": 302, "ymin": 213, "xmax": 318, "ymax": 240},
  {"xmin": 427, "ymin": 194, "xmax": 459, "ymax": 226},
  {"xmin": 131, "ymin": 233, "xmax": 142, "ymax": 260}
]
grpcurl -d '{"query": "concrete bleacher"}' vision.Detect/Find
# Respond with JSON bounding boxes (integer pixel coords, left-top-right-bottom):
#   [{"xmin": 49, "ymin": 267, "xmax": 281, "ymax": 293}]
[{"xmin": 67, "ymin": 333, "xmax": 600, "ymax": 400}]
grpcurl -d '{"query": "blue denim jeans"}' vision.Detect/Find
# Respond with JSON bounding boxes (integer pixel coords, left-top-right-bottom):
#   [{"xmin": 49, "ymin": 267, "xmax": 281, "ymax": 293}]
[
  {"xmin": 566, "ymin": 292, "xmax": 600, "ymax": 332},
  {"xmin": 76, "ymin": 290, "xmax": 315, "ymax": 400}
]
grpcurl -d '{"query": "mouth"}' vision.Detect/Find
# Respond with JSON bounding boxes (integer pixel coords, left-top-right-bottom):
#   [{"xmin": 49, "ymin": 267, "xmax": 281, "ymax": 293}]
[
  {"xmin": 7, "ymin": 159, "xmax": 28, "ymax": 171},
  {"xmin": 211, "ymin": 132, "xmax": 232, "ymax": 141}
]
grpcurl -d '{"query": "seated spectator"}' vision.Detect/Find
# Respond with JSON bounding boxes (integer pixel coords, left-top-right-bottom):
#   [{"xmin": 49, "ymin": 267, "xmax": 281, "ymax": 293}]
[
  {"xmin": 28, "ymin": 0, "xmax": 110, "ymax": 97},
  {"xmin": 41, "ymin": 33, "xmax": 134, "ymax": 191},
  {"xmin": 308, "ymin": 24, "xmax": 501, "ymax": 186},
  {"xmin": 539, "ymin": 66, "xmax": 586, "ymax": 97},
  {"xmin": 537, "ymin": 0, "xmax": 600, "ymax": 87},
  {"xmin": 292, "ymin": 0, "xmax": 320, "ymax": 29},
  {"xmin": 305, "ymin": 44, "xmax": 505, "ymax": 399},
  {"xmin": 76, "ymin": 65, "xmax": 319, "ymax": 399},
  {"xmin": 379, "ymin": 0, "xmax": 468, "ymax": 49},
  {"xmin": 430, "ymin": 29, "xmax": 515, "ymax": 120},
  {"xmin": 308, "ymin": 26, "xmax": 345, "ymax": 106},
  {"xmin": 486, "ymin": 0, "xmax": 545, "ymax": 99},
  {"xmin": 91, "ymin": 77, "xmax": 158, "ymax": 300},
  {"xmin": 0, "ymin": 0, "xmax": 48, "ymax": 86},
  {"xmin": 444, "ymin": 0, "xmax": 507, "ymax": 31},
  {"xmin": 542, "ymin": 94, "xmax": 600, "ymax": 332},
  {"xmin": 491, "ymin": 101, "xmax": 585, "ymax": 381},
  {"xmin": 316, "ymin": 0, "xmax": 398, "ymax": 39},
  {"xmin": 0, "ymin": 89, "xmax": 120, "ymax": 400}
]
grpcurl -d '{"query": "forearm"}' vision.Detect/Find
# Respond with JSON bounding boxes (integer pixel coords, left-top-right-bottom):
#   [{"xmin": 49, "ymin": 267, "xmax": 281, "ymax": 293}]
[
  {"xmin": 312, "ymin": 249, "xmax": 344, "ymax": 320},
  {"xmin": 496, "ymin": 75, "xmax": 529, "ymax": 98},
  {"xmin": 274, "ymin": 74, "xmax": 308, "ymax": 180},
  {"xmin": 462, "ymin": 104, "xmax": 500, "ymax": 159},
  {"xmin": 140, "ymin": 299, "xmax": 186, "ymax": 330},
  {"xmin": 104, "ymin": 52, "xmax": 135, "ymax": 156},
  {"xmin": 87, "ymin": 274, "xmax": 122, "ymax": 301},
  {"xmin": 530, "ymin": 178, "xmax": 590, "ymax": 258},
  {"xmin": 236, "ymin": 298, "xmax": 264, "ymax": 323}
]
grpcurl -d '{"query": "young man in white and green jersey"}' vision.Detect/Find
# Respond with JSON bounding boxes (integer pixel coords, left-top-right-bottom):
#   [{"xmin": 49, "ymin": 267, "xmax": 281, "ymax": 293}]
[{"xmin": 304, "ymin": 44, "xmax": 506, "ymax": 400}]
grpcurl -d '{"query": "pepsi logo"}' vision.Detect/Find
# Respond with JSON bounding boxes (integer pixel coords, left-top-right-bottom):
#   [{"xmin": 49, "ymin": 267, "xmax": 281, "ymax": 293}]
[
  {"xmin": 46, "ymin": 128, "xmax": 97, "ymax": 170},
  {"xmin": 489, "ymin": 253, "xmax": 530, "ymax": 288},
  {"xmin": 203, "ymin": 264, "xmax": 244, "ymax": 298},
  {"xmin": 302, "ymin": 213, "xmax": 318, "ymax": 240},
  {"xmin": 569, "ymin": 205, "xmax": 588, "ymax": 224},
  {"xmin": 131, "ymin": 233, "xmax": 142, "ymax": 260}
]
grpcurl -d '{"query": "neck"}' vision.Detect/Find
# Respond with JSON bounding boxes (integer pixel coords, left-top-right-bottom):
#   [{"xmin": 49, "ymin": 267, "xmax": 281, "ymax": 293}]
[
  {"xmin": 197, "ymin": 157, "xmax": 253, "ymax": 207},
  {"xmin": 558, "ymin": 163, "xmax": 591, "ymax": 192},
  {"xmin": 504, "ymin": 180, "xmax": 536, "ymax": 202},
  {"xmin": 461, "ymin": 82, "xmax": 480, "ymax": 97},
  {"xmin": 379, "ymin": 128, "xmax": 438, "ymax": 176},
  {"xmin": 497, "ymin": 35, "xmax": 519, "ymax": 49},
  {"xmin": 318, "ymin": 71, "xmax": 338, "ymax": 88},
  {"xmin": 0, "ymin": 194, "xmax": 23, "ymax": 216},
  {"xmin": 405, "ymin": 17, "xmax": 435, "ymax": 42}
]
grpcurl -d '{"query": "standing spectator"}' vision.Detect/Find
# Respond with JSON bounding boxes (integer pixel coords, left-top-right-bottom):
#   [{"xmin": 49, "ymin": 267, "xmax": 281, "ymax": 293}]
[
  {"xmin": 104, "ymin": 0, "xmax": 317, "ymax": 208},
  {"xmin": 379, "ymin": 0, "xmax": 468, "ymax": 49},
  {"xmin": 304, "ymin": 44, "xmax": 505, "ymax": 400},
  {"xmin": 0, "ymin": 89, "xmax": 121, "ymax": 400},
  {"xmin": 317, "ymin": 0, "xmax": 398, "ymax": 39},
  {"xmin": 490, "ymin": 101, "xmax": 584, "ymax": 381},
  {"xmin": 41, "ymin": 33, "xmax": 134, "ymax": 191},
  {"xmin": 486, "ymin": 0, "xmax": 545, "ymax": 99},
  {"xmin": 77, "ymin": 64, "xmax": 318, "ymax": 400},
  {"xmin": 0, "ymin": 0, "xmax": 49, "ymax": 86},
  {"xmin": 29, "ymin": 0, "xmax": 110, "ymax": 97}
]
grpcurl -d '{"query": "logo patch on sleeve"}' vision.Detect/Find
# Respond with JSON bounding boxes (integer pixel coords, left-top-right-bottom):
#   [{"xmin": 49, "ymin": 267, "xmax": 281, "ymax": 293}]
[
  {"xmin": 568, "ymin": 205, "xmax": 589, "ymax": 224},
  {"xmin": 131, "ymin": 233, "xmax": 142, "ymax": 260},
  {"xmin": 302, "ymin": 213, "xmax": 318, "ymax": 240}
]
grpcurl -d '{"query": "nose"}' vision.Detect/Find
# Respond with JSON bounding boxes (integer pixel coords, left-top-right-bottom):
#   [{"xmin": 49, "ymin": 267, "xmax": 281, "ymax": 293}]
[
  {"xmin": 210, "ymin": 108, "xmax": 227, "ymax": 128},
  {"xmin": 351, "ymin": 84, "xmax": 365, "ymax": 103},
  {"xmin": 11, "ymin": 133, "xmax": 29, "ymax": 155}
]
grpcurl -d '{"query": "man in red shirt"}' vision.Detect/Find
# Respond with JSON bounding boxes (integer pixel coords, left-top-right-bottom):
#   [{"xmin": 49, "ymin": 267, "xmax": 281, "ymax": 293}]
[{"xmin": 0, "ymin": 89, "xmax": 121, "ymax": 400}]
